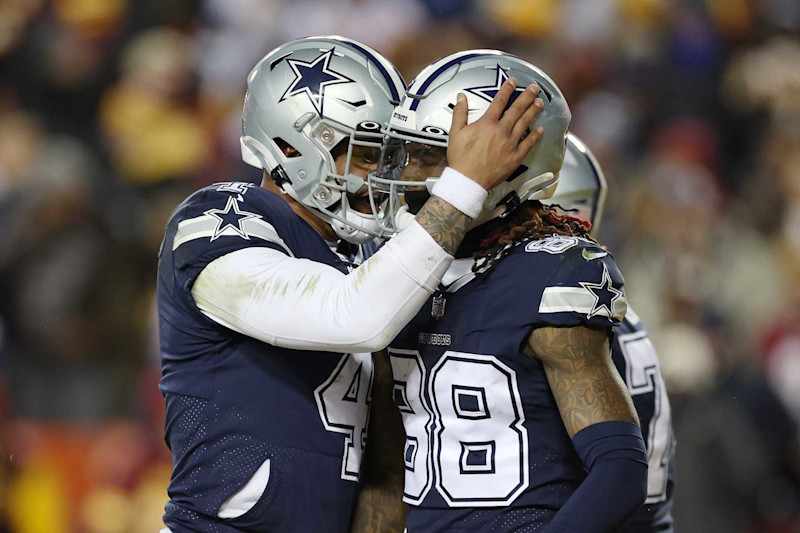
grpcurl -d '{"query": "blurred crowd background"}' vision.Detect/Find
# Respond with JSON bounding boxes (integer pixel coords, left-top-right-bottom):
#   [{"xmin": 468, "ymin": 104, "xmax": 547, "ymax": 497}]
[{"xmin": 0, "ymin": 0, "xmax": 798, "ymax": 531}]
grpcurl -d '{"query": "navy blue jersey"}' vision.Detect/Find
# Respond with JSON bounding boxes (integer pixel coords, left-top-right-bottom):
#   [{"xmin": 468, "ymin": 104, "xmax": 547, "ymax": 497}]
[
  {"xmin": 388, "ymin": 236, "xmax": 629, "ymax": 532},
  {"xmin": 612, "ymin": 309, "xmax": 676, "ymax": 532},
  {"xmin": 157, "ymin": 182, "xmax": 375, "ymax": 532}
]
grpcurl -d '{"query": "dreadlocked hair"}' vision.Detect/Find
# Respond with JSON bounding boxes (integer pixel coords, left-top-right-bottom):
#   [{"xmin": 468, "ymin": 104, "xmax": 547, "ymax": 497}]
[{"xmin": 472, "ymin": 200, "xmax": 595, "ymax": 276}]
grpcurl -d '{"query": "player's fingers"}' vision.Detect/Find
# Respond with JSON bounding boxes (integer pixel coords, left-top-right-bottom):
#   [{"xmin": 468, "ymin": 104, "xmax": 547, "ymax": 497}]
[
  {"xmin": 449, "ymin": 93, "xmax": 468, "ymax": 136},
  {"xmin": 511, "ymin": 97, "xmax": 543, "ymax": 140},
  {"xmin": 515, "ymin": 126, "xmax": 544, "ymax": 160},
  {"xmin": 500, "ymin": 84, "xmax": 538, "ymax": 130},
  {"xmin": 483, "ymin": 77, "xmax": 517, "ymax": 121}
]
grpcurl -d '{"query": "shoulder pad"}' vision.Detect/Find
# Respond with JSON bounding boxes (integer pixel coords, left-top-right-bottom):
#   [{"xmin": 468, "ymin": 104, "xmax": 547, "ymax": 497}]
[
  {"xmin": 170, "ymin": 182, "xmax": 295, "ymax": 256},
  {"xmin": 512, "ymin": 236, "xmax": 627, "ymax": 327},
  {"xmin": 161, "ymin": 182, "xmax": 301, "ymax": 295}
]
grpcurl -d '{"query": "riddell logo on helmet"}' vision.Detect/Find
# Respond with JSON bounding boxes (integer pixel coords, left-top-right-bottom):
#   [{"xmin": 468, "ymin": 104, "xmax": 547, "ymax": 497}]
[{"xmin": 391, "ymin": 109, "xmax": 417, "ymax": 129}]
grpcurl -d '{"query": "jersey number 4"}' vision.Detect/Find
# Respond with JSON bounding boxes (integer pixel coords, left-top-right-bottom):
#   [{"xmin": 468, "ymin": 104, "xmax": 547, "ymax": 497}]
[{"xmin": 389, "ymin": 349, "xmax": 528, "ymax": 507}]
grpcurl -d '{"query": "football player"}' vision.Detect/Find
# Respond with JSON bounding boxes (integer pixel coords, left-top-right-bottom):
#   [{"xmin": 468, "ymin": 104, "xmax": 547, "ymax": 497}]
[
  {"xmin": 157, "ymin": 37, "xmax": 546, "ymax": 532},
  {"xmin": 544, "ymin": 134, "xmax": 676, "ymax": 532},
  {"xmin": 373, "ymin": 50, "xmax": 648, "ymax": 532}
]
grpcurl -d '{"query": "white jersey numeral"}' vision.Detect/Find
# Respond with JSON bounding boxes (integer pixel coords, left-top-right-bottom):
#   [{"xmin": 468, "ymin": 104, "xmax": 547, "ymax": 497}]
[
  {"xmin": 389, "ymin": 349, "xmax": 434, "ymax": 502},
  {"xmin": 389, "ymin": 349, "xmax": 529, "ymax": 506},
  {"xmin": 618, "ymin": 330, "xmax": 672, "ymax": 503},
  {"xmin": 315, "ymin": 352, "xmax": 374, "ymax": 481}
]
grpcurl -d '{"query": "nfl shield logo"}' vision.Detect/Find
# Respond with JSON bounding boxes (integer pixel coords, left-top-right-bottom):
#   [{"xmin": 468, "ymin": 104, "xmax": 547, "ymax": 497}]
[{"xmin": 431, "ymin": 294, "xmax": 446, "ymax": 320}]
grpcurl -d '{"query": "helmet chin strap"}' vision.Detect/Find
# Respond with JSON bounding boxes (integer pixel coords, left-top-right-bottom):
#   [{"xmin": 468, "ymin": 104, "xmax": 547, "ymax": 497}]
[
  {"xmin": 330, "ymin": 172, "xmax": 384, "ymax": 244},
  {"xmin": 518, "ymin": 171, "xmax": 558, "ymax": 202},
  {"xmin": 471, "ymin": 172, "xmax": 557, "ymax": 227},
  {"xmin": 332, "ymin": 206, "xmax": 382, "ymax": 244}
]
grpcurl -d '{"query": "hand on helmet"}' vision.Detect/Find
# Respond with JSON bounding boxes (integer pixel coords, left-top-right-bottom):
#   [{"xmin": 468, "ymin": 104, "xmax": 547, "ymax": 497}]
[{"xmin": 447, "ymin": 78, "xmax": 544, "ymax": 191}]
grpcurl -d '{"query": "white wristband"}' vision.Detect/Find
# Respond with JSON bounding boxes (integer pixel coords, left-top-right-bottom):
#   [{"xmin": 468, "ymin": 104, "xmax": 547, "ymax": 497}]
[{"xmin": 431, "ymin": 167, "xmax": 489, "ymax": 219}]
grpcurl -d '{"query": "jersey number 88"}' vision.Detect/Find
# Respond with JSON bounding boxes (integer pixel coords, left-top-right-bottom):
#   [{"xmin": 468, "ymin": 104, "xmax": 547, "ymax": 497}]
[{"xmin": 389, "ymin": 349, "xmax": 529, "ymax": 507}]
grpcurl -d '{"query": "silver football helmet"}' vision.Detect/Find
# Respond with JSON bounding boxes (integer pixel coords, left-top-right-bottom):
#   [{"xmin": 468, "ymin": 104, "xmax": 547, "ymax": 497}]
[
  {"xmin": 240, "ymin": 36, "xmax": 406, "ymax": 243},
  {"xmin": 371, "ymin": 49, "xmax": 571, "ymax": 233},
  {"xmin": 543, "ymin": 132, "xmax": 607, "ymax": 235}
]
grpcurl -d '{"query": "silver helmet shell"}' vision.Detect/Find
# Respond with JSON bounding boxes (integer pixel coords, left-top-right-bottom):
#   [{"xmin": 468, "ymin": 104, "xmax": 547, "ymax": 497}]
[
  {"xmin": 543, "ymin": 132, "xmax": 607, "ymax": 235},
  {"xmin": 373, "ymin": 49, "xmax": 571, "ymax": 232},
  {"xmin": 240, "ymin": 36, "xmax": 406, "ymax": 243}
]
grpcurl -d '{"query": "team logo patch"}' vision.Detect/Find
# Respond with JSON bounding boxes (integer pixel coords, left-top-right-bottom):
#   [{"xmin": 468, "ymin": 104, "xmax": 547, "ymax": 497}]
[
  {"xmin": 524, "ymin": 236, "xmax": 578, "ymax": 254},
  {"xmin": 465, "ymin": 64, "xmax": 527, "ymax": 106},
  {"xmin": 280, "ymin": 48, "xmax": 354, "ymax": 116},
  {"xmin": 579, "ymin": 262, "xmax": 624, "ymax": 319},
  {"xmin": 204, "ymin": 196, "xmax": 262, "ymax": 241}
]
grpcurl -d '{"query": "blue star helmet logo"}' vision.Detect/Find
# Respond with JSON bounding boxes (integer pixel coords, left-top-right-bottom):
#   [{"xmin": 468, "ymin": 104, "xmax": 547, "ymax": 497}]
[
  {"xmin": 205, "ymin": 196, "xmax": 262, "ymax": 241},
  {"xmin": 465, "ymin": 64, "xmax": 527, "ymax": 108},
  {"xmin": 579, "ymin": 262, "xmax": 624, "ymax": 319},
  {"xmin": 280, "ymin": 48, "xmax": 355, "ymax": 117}
]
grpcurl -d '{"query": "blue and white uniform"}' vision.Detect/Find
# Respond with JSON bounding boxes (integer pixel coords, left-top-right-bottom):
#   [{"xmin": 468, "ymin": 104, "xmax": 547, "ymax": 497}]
[
  {"xmin": 388, "ymin": 235, "xmax": 630, "ymax": 532},
  {"xmin": 612, "ymin": 310, "xmax": 676, "ymax": 532},
  {"xmin": 157, "ymin": 182, "xmax": 450, "ymax": 532}
]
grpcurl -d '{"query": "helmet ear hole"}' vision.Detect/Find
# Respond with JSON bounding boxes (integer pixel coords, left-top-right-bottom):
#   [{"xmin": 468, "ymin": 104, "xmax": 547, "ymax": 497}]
[
  {"xmin": 330, "ymin": 138, "xmax": 349, "ymax": 159},
  {"xmin": 274, "ymin": 138, "xmax": 302, "ymax": 158}
]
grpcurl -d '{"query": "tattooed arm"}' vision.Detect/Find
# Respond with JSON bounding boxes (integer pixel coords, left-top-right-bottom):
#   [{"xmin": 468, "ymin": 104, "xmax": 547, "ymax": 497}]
[
  {"xmin": 414, "ymin": 196, "xmax": 470, "ymax": 256},
  {"xmin": 350, "ymin": 351, "xmax": 408, "ymax": 533},
  {"xmin": 525, "ymin": 326, "xmax": 638, "ymax": 436},
  {"xmin": 526, "ymin": 326, "xmax": 647, "ymax": 533}
]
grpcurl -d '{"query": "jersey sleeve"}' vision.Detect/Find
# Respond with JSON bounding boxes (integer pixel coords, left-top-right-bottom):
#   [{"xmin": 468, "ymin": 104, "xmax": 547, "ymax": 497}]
[
  {"xmin": 164, "ymin": 182, "xmax": 296, "ymax": 293},
  {"xmin": 533, "ymin": 240, "xmax": 628, "ymax": 330},
  {"xmin": 191, "ymin": 220, "xmax": 452, "ymax": 352}
]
